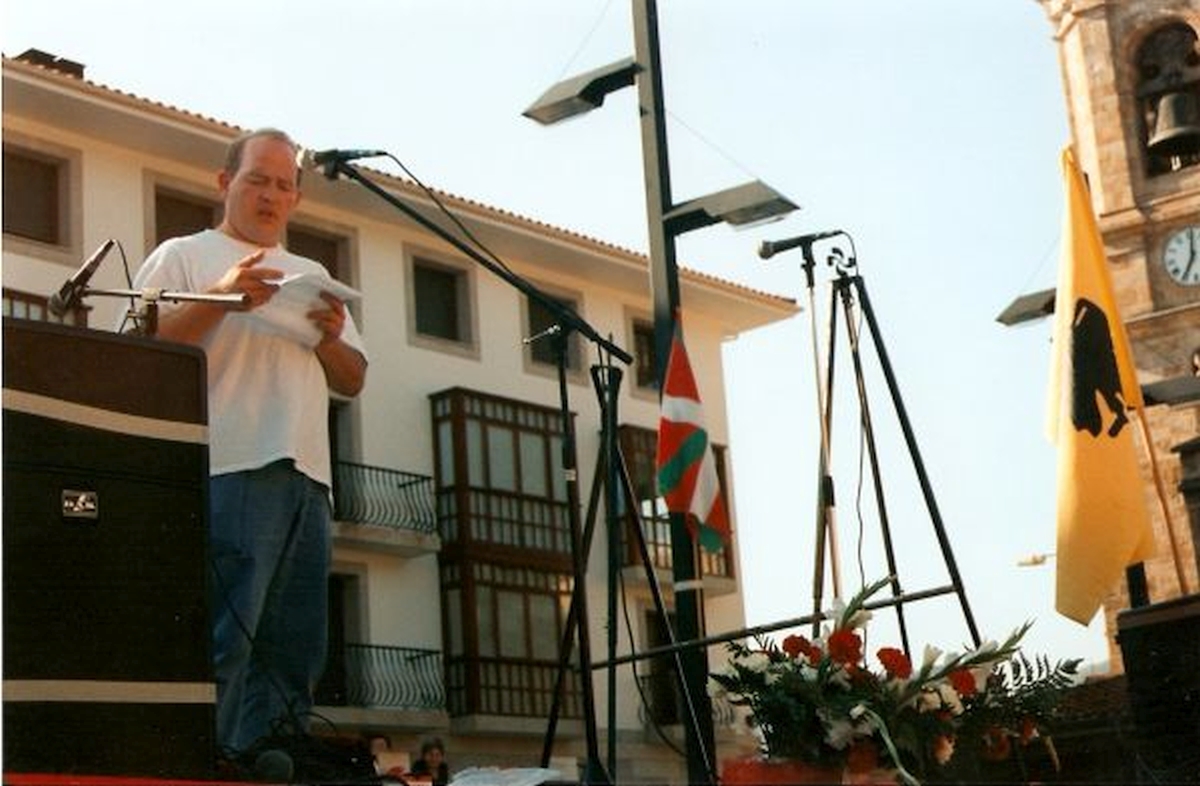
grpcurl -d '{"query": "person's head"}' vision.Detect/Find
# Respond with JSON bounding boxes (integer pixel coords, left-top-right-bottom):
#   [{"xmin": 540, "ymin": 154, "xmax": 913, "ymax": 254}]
[
  {"xmin": 420, "ymin": 736, "xmax": 445, "ymax": 768},
  {"xmin": 217, "ymin": 128, "xmax": 301, "ymax": 247},
  {"xmin": 366, "ymin": 732, "xmax": 391, "ymax": 757}
]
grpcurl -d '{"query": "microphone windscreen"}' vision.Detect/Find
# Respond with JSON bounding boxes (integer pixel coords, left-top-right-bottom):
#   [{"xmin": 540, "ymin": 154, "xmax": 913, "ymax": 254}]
[{"xmin": 254, "ymin": 749, "xmax": 295, "ymax": 782}]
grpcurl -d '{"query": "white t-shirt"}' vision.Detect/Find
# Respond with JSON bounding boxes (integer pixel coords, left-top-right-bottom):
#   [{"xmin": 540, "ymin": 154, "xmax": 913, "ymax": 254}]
[{"xmin": 130, "ymin": 229, "xmax": 367, "ymax": 487}]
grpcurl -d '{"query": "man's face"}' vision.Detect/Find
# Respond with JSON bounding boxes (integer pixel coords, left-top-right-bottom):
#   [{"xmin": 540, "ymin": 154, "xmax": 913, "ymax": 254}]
[{"xmin": 218, "ymin": 136, "xmax": 300, "ymax": 246}]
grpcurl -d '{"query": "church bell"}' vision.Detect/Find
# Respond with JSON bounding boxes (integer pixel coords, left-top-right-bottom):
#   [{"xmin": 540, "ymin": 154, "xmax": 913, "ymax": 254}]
[{"xmin": 1147, "ymin": 89, "xmax": 1200, "ymax": 157}]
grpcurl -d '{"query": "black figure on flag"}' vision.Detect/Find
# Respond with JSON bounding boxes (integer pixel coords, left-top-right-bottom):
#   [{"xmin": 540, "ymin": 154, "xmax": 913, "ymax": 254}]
[{"xmin": 1070, "ymin": 297, "xmax": 1130, "ymax": 439}]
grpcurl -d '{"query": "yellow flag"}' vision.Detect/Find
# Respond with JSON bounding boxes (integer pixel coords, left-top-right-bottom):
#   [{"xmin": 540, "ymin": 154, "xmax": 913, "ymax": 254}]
[{"xmin": 1047, "ymin": 147, "xmax": 1155, "ymax": 624}]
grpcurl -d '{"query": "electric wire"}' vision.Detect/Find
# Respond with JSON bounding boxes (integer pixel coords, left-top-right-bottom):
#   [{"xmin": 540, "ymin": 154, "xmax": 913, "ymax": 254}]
[{"xmin": 552, "ymin": 0, "xmax": 620, "ymax": 84}]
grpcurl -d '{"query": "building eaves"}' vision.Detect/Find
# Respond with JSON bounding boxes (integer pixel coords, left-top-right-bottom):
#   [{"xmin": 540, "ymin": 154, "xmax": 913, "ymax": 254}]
[{"xmin": 2, "ymin": 53, "xmax": 796, "ymax": 316}]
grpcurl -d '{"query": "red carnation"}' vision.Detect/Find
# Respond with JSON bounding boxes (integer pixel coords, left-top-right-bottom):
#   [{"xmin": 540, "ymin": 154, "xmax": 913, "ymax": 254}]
[
  {"xmin": 981, "ymin": 725, "xmax": 1012, "ymax": 761},
  {"xmin": 781, "ymin": 634, "xmax": 809, "ymax": 660},
  {"xmin": 876, "ymin": 646, "xmax": 913, "ymax": 679},
  {"xmin": 948, "ymin": 668, "xmax": 977, "ymax": 697},
  {"xmin": 827, "ymin": 628, "xmax": 864, "ymax": 665}
]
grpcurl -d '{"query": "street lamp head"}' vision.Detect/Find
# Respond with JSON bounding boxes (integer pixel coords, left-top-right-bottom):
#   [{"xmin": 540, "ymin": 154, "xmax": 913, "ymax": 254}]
[
  {"xmin": 664, "ymin": 180, "xmax": 799, "ymax": 235},
  {"xmin": 996, "ymin": 288, "xmax": 1057, "ymax": 326},
  {"xmin": 522, "ymin": 57, "xmax": 641, "ymax": 125}
]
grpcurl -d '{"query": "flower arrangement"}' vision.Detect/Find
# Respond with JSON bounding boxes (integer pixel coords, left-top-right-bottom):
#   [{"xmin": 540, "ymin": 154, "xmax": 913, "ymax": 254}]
[{"xmin": 709, "ymin": 578, "xmax": 1080, "ymax": 784}]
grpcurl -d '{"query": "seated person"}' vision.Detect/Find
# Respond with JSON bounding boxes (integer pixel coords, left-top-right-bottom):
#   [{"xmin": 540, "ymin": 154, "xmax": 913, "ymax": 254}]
[
  {"xmin": 365, "ymin": 732, "xmax": 410, "ymax": 781},
  {"xmin": 407, "ymin": 736, "xmax": 449, "ymax": 786}
]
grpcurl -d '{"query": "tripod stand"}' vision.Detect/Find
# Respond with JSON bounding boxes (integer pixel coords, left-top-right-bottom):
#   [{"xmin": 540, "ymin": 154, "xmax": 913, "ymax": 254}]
[
  {"xmin": 802, "ymin": 241, "xmax": 981, "ymax": 653},
  {"xmin": 539, "ymin": 347, "xmax": 715, "ymax": 785}
]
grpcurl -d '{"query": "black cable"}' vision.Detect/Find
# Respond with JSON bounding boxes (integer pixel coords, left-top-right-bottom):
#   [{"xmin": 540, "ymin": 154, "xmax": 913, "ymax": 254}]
[
  {"xmin": 383, "ymin": 153, "xmax": 519, "ymax": 280},
  {"xmin": 616, "ymin": 554, "xmax": 688, "ymax": 760}
]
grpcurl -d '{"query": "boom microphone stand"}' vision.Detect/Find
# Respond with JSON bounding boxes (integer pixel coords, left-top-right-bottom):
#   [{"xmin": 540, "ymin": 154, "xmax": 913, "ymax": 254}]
[{"xmin": 321, "ymin": 156, "xmax": 632, "ymax": 784}]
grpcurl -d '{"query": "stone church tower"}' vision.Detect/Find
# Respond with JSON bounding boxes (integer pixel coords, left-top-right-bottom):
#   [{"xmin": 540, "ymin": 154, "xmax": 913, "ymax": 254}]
[{"xmin": 1038, "ymin": 0, "xmax": 1200, "ymax": 671}]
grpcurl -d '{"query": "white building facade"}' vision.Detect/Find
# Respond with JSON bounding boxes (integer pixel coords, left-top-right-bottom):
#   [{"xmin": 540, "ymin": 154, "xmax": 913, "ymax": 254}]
[{"xmin": 2, "ymin": 52, "xmax": 797, "ymax": 782}]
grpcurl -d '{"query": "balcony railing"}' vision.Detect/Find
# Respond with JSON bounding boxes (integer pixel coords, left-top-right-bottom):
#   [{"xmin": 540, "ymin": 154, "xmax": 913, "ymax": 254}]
[
  {"xmin": 623, "ymin": 518, "xmax": 735, "ymax": 580},
  {"xmin": 333, "ymin": 461, "xmax": 437, "ymax": 534},
  {"xmin": 317, "ymin": 644, "xmax": 444, "ymax": 710},
  {"xmin": 445, "ymin": 655, "xmax": 582, "ymax": 719}
]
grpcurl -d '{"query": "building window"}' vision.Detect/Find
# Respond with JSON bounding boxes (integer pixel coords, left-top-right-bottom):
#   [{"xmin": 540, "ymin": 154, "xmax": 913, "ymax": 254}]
[
  {"xmin": 524, "ymin": 289, "xmax": 583, "ymax": 373},
  {"xmin": 287, "ymin": 224, "xmax": 347, "ymax": 281},
  {"xmin": 2, "ymin": 287, "xmax": 88, "ymax": 327},
  {"xmin": 431, "ymin": 388, "xmax": 571, "ymax": 553},
  {"xmin": 617, "ymin": 424, "xmax": 734, "ymax": 579},
  {"xmin": 632, "ymin": 317, "xmax": 660, "ymax": 392},
  {"xmin": 3, "ymin": 145, "xmax": 68, "ymax": 247},
  {"xmin": 408, "ymin": 255, "xmax": 475, "ymax": 354},
  {"xmin": 431, "ymin": 387, "xmax": 580, "ymax": 718},
  {"xmin": 441, "ymin": 562, "xmax": 579, "ymax": 718},
  {"xmin": 154, "ymin": 188, "xmax": 219, "ymax": 245},
  {"xmin": 1138, "ymin": 22, "xmax": 1200, "ymax": 175}
]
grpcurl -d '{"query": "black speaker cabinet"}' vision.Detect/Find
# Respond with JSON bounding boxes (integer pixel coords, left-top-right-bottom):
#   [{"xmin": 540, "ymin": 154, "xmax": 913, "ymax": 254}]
[
  {"xmin": 3, "ymin": 318, "xmax": 216, "ymax": 779},
  {"xmin": 1116, "ymin": 593, "xmax": 1200, "ymax": 776}
]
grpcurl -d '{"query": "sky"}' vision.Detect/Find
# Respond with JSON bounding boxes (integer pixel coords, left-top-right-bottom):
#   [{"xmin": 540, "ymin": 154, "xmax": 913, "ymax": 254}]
[{"xmin": 1, "ymin": 1, "xmax": 1113, "ymax": 666}]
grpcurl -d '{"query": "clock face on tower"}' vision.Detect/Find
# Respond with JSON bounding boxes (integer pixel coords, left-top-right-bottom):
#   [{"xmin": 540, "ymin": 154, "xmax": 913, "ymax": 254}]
[{"xmin": 1162, "ymin": 225, "xmax": 1200, "ymax": 286}]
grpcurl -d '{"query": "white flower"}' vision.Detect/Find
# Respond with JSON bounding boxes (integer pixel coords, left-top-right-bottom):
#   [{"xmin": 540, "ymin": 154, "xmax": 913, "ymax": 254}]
[
  {"xmin": 741, "ymin": 652, "xmax": 770, "ymax": 673},
  {"xmin": 822, "ymin": 708, "xmax": 874, "ymax": 750},
  {"xmin": 972, "ymin": 638, "xmax": 1000, "ymax": 658},
  {"xmin": 823, "ymin": 717, "xmax": 857, "ymax": 750},
  {"xmin": 706, "ymin": 677, "xmax": 725, "ymax": 699},
  {"xmin": 913, "ymin": 687, "xmax": 941, "ymax": 714},
  {"xmin": 936, "ymin": 682, "xmax": 964, "ymax": 716},
  {"xmin": 826, "ymin": 596, "xmax": 872, "ymax": 630},
  {"xmin": 827, "ymin": 665, "xmax": 852, "ymax": 689},
  {"xmin": 921, "ymin": 644, "xmax": 943, "ymax": 670},
  {"xmin": 967, "ymin": 665, "xmax": 992, "ymax": 693}
]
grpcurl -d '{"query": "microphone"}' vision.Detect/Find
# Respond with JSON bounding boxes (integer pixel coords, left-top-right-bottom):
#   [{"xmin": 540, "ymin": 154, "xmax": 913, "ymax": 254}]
[
  {"xmin": 758, "ymin": 230, "xmax": 844, "ymax": 260},
  {"xmin": 48, "ymin": 238, "xmax": 117, "ymax": 317},
  {"xmin": 299, "ymin": 148, "xmax": 387, "ymax": 179}
]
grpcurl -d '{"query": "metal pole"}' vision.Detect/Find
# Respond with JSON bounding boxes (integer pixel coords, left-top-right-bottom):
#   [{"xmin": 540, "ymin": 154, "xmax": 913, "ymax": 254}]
[{"xmin": 631, "ymin": 1, "xmax": 716, "ymax": 782}]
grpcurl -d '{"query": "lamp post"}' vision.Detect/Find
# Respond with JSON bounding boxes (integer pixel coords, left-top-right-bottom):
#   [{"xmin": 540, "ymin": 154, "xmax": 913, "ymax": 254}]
[{"xmin": 525, "ymin": 2, "xmax": 797, "ymax": 782}]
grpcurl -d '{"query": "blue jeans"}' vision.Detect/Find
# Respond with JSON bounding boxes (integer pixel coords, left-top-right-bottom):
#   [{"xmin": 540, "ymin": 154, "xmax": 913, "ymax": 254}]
[{"xmin": 208, "ymin": 460, "xmax": 331, "ymax": 754}]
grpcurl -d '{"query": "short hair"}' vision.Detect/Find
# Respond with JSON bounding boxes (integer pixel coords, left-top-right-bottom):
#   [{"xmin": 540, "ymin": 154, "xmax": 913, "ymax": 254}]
[
  {"xmin": 420, "ymin": 736, "xmax": 444, "ymax": 756},
  {"xmin": 223, "ymin": 127, "xmax": 301, "ymax": 183}
]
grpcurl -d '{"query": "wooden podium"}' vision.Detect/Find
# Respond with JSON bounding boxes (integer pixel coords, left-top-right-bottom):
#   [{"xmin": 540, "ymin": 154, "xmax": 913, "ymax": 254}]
[{"xmin": 3, "ymin": 318, "xmax": 216, "ymax": 779}]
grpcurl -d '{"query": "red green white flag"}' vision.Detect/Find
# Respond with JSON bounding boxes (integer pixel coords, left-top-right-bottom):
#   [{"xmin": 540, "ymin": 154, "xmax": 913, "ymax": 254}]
[{"xmin": 656, "ymin": 317, "xmax": 731, "ymax": 552}]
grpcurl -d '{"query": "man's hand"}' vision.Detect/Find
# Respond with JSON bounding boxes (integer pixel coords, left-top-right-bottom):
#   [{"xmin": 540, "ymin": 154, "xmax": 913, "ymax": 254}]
[
  {"xmin": 155, "ymin": 249, "xmax": 282, "ymax": 345},
  {"xmin": 308, "ymin": 291, "xmax": 347, "ymax": 344},
  {"xmin": 209, "ymin": 249, "xmax": 283, "ymax": 310},
  {"xmin": 310, "ymin": 291, "xmax": 366, "ymax": 396}
]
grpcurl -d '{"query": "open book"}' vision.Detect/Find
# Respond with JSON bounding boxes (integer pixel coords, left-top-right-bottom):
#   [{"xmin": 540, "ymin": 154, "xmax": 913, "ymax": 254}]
[{"xmin": 252, "ymin": 272, "xmax": 362, "ymax": 347}]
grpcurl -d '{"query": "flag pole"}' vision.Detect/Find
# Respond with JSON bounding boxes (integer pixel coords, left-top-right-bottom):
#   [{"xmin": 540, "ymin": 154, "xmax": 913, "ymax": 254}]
[{"xmin": 1134, "ymin": 411, "xmax": 1193, "ymax": 594}]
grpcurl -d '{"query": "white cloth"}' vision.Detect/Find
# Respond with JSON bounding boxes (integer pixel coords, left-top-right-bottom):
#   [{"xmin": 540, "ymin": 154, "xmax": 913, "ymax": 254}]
[{"xmin": 130, "ymin": 229, "xmax": 367, "ymax": 487}]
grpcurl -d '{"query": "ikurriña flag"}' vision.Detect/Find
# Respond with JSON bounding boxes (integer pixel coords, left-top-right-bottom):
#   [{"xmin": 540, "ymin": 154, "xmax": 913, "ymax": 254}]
[
  {"xmin": 1047, "ymin": 147, "xmax": 1155, "ymax": 624},
  {"xmin": 656, "ymin": 315, "xmax": 730, "ymax": 552}
]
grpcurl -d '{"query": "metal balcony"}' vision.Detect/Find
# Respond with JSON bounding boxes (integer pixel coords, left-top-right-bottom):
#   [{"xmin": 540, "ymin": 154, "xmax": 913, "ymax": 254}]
[
  {"xmin": 635, "ymin": 672, "xmax": 736, "ymax": 729},
  {"xmin": 332, "ymin": 462, "xmax": 439, "ymax": 553},
  {"xmin": 316, "ymin": 644, "xmax": 445, "ymax": 711}
]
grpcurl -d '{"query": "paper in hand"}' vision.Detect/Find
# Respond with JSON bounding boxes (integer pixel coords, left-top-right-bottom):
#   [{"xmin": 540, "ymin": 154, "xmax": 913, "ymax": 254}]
[{"xmin": 252, "ymin": 272, "xmax": 362, "ymax": 347}]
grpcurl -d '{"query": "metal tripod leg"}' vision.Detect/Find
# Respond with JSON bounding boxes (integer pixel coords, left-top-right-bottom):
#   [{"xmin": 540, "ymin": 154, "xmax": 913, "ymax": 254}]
[
  {"xmin": 540, "ymin": 360, "xmax": 716, "ymax": 784},
  {"xmin": 849, "ymin": 274, "xmax": 981, "ymax": 646},
  {"xmin": 805, "ymin": 251, "xmax": 980, "ymax": 656},
  {"xmin": 834, "ymin": 273, "xmax": 912, "ymax": 653}
]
